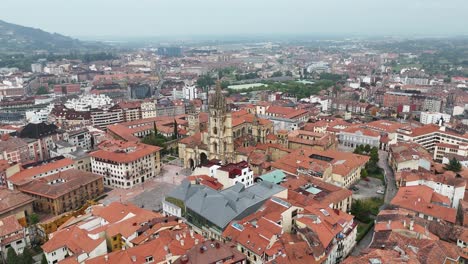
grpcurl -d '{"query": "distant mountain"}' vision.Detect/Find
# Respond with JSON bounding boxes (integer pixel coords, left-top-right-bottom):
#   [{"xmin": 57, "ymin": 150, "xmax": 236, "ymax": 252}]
[{"xmin": 0, "ymin": 19, "xmax": 96, "ymax": 53}]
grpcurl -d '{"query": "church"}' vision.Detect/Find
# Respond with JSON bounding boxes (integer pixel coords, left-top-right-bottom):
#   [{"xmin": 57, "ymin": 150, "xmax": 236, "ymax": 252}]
[{"xmin": 178, "ymin": 82, "xmax": 273, "ymax": 169}]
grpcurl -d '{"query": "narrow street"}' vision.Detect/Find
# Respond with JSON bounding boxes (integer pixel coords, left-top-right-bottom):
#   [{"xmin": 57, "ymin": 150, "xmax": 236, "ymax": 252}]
[
  {"xmin": 353, "ymin": 150, "xmax": 396, "ymax": 255},
  {"xmin": 378, "ymin": 150, "xmax": 397, "ymax": 204}
]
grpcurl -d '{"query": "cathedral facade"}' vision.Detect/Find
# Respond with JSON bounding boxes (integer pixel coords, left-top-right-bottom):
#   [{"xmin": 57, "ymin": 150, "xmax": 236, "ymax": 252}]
[{"xmin": 178, "ymin": 83, "xmax": 273, "ymax": 169}]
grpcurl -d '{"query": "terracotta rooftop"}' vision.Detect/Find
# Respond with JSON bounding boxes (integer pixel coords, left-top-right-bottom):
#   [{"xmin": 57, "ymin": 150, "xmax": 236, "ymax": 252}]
[
  {"xmin": 90, "ymin": 140, "xmax": 161, "ymax": 163},
  {"xmin": 19, "ymin": 169, "xmax": 103, "ymax": 199},
  {"xmin": 0, "ymin": 215, "xmax": 23, "ymax": 237},
  {"xmin": 390, "ymin": 186, "xmax": 457, "ymax": 223},
  {"xmin": 9, "ymin": 158, "xmax": 75, "ymax": 186},
  {"xmin": 42, "ymin": 225, "xmax": 105, "ymax": 254},
  {"xmin": 0, "ymin": 188, "xmax": 35, "ymax": 215}
]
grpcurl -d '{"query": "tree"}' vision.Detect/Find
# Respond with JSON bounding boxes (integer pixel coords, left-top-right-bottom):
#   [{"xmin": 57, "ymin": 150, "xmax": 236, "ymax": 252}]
[
  {"xmin": 445, "ymin": 157, "xmax": 462, "ymax": 172},
  {"xmin": 36, "ymin": 86, "xmax": 48, "ymax": 95},
  {"xmin": 361, "ymin": 168, "xmax": 368, "ymax": 179},
  {"xmin": 153, "ymin": 121, "xmax": 158, "ymax": 135},
  {"xmin": 28, "ymin": 213, "xmax": 39, "ymax": 225},
  {"xmin": 41, "ymin": 254, "xmax": 48, "ymax": 264},
  {"xmin": 7, "ymin": 247, "xmax": 20, "ymax": 264},
  {"xmin": 172, "ymin": 120, "xmax": 178, "ymax": 140},
  {"xmin": 285, "ymin": 70, "xmax": 293, "ymax": 77},
  {"xmin": 364, "ymin": 144, "xmax": 371, "ymax": 153},
  {"xmin": 196, "ymin": 74, "xmax": 215, "ymax": 91},
  {"xmin": 272, "ymin": 71, "xmax": 283, "ymax": 77},
  {"xmin": 370, "ymin": 147, "xmax": 379, "ymax": 164},
  {"xmin": 21, "ymin": 248, "xmax": 34, "ymax": 264}
]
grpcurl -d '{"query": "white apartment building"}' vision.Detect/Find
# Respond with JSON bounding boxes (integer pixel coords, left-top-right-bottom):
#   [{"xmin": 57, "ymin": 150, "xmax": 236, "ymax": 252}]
[
  {"xmin": 64, "ymin": 128, "xmax": 92, "ymax": 150},
  {"xmin": 397, "ymin": 124, "xmax": 468, "ymax": 153},
  {"xmin": 192, "ymin": 161, "xmax": 254, "ymax": 189},
  {"xmin": 65, "ymin": 94, "xmax": 113, "ymax": 111},
  {"xmin": 25, "ymin": 104, "xmax": 54, "ymax": 124},
  {"xmin": 141, "ymin": 100, "xmax": 157, "ymax": 118},
  {"xmin": 90, "ymin": 106, "xmax": 124, "ymax": 130},
  {"xmin": 420, "ymin": 111, "xmax": 451, "ymax": 125},
  {"xmin": 309, "ymin": 96, "xmax": 331, "ymax": 112},
  {"xmin": 90, "ymin": 141, "xmax": 161, "ymax": 189},
  {"xmin": 405, "ymin": 172, "xmax": 466, "ymax": 208},
  {"xmin": 434, "ymin": 142, "xmax": 468, "ymax": 166}
]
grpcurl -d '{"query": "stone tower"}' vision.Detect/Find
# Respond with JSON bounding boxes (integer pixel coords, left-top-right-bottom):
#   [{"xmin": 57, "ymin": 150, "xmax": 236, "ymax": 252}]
[
  {"xmin": 187, "ymin": 105, "xmax": 200, "ymax": 136},
  {"xmin": 208, "ymin": 82, "xmax": 234, "ymax": 164}
]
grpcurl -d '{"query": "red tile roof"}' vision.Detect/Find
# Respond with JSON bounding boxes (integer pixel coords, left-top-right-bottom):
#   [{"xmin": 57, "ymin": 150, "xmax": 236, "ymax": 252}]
[
  {"xmin": 90, "ymin": 140, "xmax": 161, "ymax": 163},
  {"xmin": 19, "ymin": 169, "xmax": 103, "ymax": 199},
  {"xmin": 0, "ymin": 215, "xmax": 23, "ymax": 237},
  {"xmin": 9, "ymin": 158, "xmax": 75, "ymax": 186},
  {"xmin": 391, "ymin": 186, "xmax": 457, "ymax": 223},
  {"xmin": 42, "ymin": 225, "xmax": 105, "ymax": 254}
]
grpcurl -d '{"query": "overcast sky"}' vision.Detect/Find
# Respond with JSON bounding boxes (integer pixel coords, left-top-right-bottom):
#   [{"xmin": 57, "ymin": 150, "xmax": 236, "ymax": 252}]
[{"xmin": 2, "ymin": 0, "xmax": 468, "ymax": 39}]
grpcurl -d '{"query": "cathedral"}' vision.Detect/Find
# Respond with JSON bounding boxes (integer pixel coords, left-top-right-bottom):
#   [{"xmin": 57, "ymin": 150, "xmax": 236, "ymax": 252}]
[{"xmin": 178, "ymin": 82, "xmax": 273, "ymax": 169}]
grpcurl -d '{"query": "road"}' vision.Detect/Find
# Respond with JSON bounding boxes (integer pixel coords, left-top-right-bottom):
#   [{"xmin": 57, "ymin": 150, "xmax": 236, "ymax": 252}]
[
  {"xmin": 353, "ymin": 150, "xmax": 396, "ymax": 255},
  {"xmin": 378, "ymin": 150, "xmax": 397, "ymax": 204},
  {"xmin": 351, "ymin": 227, "xmax": 374, "ymax": 256}
]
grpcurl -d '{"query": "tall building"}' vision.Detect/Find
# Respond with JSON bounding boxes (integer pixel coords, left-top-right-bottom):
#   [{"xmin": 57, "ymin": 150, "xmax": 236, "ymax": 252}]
[
  {"xmin": 90, "ymin": 140, "xmax": 161, "ymax": 189},
  {"xmin": 208, "ymin": 84, "xmax": 234, "ymax": 163}
]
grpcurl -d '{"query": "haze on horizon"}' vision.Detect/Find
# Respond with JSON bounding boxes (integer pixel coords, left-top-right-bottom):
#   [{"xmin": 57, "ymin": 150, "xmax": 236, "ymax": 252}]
[{"xmin": 2, "ymin": 0, "xmax": 468, "ymax": 40}]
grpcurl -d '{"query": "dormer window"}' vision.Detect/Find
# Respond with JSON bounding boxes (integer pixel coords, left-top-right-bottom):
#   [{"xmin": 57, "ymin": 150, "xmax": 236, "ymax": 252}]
[{"xmin": 145, "ymin": 256, "xmax": 154, "ymax": 263}]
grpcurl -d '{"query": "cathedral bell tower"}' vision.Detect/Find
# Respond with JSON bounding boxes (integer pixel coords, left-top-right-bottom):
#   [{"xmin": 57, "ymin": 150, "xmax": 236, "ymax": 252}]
[{"xmin": 208, "ymin": 81, "xmax": 234, "ymax": 164}]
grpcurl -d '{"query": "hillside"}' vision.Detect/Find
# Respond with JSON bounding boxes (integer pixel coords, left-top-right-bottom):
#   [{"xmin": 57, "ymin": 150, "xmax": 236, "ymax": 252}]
[{"xmin": 0, "ymin": 19, "xmax": 91, "ymax": 53}]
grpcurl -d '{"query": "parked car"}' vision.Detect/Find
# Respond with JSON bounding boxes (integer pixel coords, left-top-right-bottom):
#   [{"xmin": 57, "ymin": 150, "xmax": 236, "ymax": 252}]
[
  {"xmin": 351, "ymin": 186, "xmax": 359, "ymax": 191},
  {"xmin": 376, "ymin": 189, "xmax": 385, "ymax": 194}
]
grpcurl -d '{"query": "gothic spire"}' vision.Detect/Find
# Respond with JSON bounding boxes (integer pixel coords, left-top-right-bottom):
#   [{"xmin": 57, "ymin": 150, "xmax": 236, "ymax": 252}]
[{"xmin": 210, "ymin": 80, "xmax": 227, "ymax": 112}]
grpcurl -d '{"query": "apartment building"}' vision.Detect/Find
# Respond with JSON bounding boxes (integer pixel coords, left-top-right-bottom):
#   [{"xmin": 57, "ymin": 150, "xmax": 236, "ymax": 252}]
[
  {"xmin": 90, "ymin": 105, "xmax": 124, "ymax": 130},
  {"xmin": 18, "ymin": 169, "xmax": 104, "ymax": 215},
  {"xmin": 397, "ymin": 124, "xmax": 468, "ymax": 153},
  {"xmin": 192, "ymin": 160, "xmax": 254, "ymax": 189},
  {"xmin": 90, "ymin": 140, "xmax": 161, "ymax": 189}
]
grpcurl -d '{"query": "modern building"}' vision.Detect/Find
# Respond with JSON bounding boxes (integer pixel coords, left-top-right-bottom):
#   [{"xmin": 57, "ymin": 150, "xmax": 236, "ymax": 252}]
[
  {"xmin": 420, "ymin": 111, "xmax": 451, "ymax": 125},
  {"xmin": 397, "ymin": 124, "xmax": 468, "ymax": 153},
  {"xmin": 64, "ymin": 128, "xmax": 93, "ymax": 150},
  {"xmin": 90, "ymin": 105, "xmax": 124, "ymax": 130},
  {"xmin": 90, "ymin": 140, "xmax": 161, "ymax": 189},
  {"xmin": 163, "ymin": 181, "xmax": 287, "ymax": 238},
  {"xmin": 129, "ymin": 83, "xmax": 152, "ymax": 99},
  {"xmin": 434, "ymin": 142, "xmax": 468, "ymax": 165}
]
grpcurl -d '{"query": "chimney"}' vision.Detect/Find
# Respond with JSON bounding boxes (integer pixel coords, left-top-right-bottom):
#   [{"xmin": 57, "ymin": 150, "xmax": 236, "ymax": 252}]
[
  {"xmin": 131, "ymin": 256, "xmax": 136, "ymax": 262},
  {"xmin": 409, "ymin": 219, "xmax": 414, "ymax": 231},
  {"xmin": 190, "ymin": 230, "xmax": 194, "ymax": 238},
  {"xmin": 195, "ymin": 239, "xmax": 199, "ymax": 245},
  {"xmin": 104, "ymin": 255, "xmax": 108, "ymax": 262},
  {"xmin": 403, "ymin": 220, "xmax": 407, "ymax": 228},
  {"xmin": 180, "ymin": 239, "xmax": 185, "ymax": 246}
]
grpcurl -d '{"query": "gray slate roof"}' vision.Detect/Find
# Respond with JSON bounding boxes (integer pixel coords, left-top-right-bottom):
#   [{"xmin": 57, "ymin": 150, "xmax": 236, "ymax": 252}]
[{"xmin": 167, "ymin": 180, "xmax": 285, "ymax": 230}]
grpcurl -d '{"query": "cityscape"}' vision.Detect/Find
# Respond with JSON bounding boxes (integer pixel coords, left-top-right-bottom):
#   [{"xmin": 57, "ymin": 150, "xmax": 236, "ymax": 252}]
[{"xmin": 1, "ymin": 1, "xmax": 468, "ymax": 264}]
